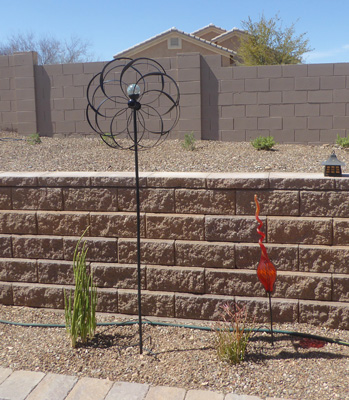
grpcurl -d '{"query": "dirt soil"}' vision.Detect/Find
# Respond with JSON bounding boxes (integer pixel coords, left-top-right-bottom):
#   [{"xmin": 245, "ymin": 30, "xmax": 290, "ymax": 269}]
[
  {"xmin": 0, "ymin": 305, "xmax": 348, "ymax": 400},
  {"xmin": 1, "ymin": 131, "xmax": 349, "ymax": 174}
]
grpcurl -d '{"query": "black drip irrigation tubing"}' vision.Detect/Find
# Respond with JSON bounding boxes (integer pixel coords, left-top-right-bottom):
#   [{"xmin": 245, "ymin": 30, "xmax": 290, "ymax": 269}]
[
  {"xmin": 0, "ymin": 138, "xmax": 25, "ymax": 141},
  {"xmin": 0, "ymin": 318, "xmax": 348, "ymax": 347}
]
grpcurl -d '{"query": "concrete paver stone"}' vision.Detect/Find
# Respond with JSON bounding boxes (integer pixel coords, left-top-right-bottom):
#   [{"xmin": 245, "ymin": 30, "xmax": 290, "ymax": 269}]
[
  {"xmin": 185, "ymin": 389, "xmax": 224, "ymax": 400},
  {"xmin": 105, "ymin": 381, "xmax": 150, "ymax": 400},
  {"xmin": 0, "ymin": 370, "xmax": 45, "ymax": 400},
  {"xmin": 26, "ymin": 373, "xmax": 78, "ymax": 400},
  {"xmin": 65, "ymin": 376, "xmax": 113, "ymax": 400},
  {"xmin": 266, "ymin": 398, "xmax": 292, "ymax": 400},
  {"xmin": 225, "ymin": 394, "xmax": 263, "ymax": 400},
  {"xmin": 0, "ymin": 368, "xmax": 12, "ymax": 385},
  {"xmin": 0, "ymin": 369, "xmax": 291, "ymax": 400},
  {"xmin": 145, "ymin": 385, "xmax": 186, "ymax": 400}
]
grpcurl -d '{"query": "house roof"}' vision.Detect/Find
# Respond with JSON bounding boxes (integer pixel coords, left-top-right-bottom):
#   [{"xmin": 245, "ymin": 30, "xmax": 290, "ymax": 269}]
[
  {"xmin": 212, "ymin": 28, "xmax": 246, "ymax": 42},
  {"xmin": 191, "ymin": 23, "xmax": 227, "ymax": 37},
  {"xmin": 113, "ymin": 27, "xmax": 237, "ymax": 59}
]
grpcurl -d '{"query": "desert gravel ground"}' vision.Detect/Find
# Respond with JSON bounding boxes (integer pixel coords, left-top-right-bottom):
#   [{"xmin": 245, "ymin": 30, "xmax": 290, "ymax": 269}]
[
  {"xmin": 0, "ymin": 131, "xmax": 348, "ymax": 399},
  {"xmin": 1, "ymin": 131, "xmax": 349, "ymax": 173},
  {"xmin": 0, "ymin": 305, "xmax": 348, "ymax": 400}
]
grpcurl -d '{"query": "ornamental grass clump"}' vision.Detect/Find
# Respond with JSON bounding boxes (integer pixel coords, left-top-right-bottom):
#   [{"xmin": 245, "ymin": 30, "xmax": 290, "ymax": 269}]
[
  {"xmin": 214, "ymin": 303, "xmax": 254, "ymax": 365},
  {"xmin": 64, "ymin": 228, "xmax": 97, "ymax": 348}
]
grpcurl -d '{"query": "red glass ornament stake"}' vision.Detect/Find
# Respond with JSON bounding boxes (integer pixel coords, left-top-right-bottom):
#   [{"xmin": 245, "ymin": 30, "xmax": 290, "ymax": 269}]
[{"xmin": 254, "ymin": 194, "xmax": 277, "ymax": 345}]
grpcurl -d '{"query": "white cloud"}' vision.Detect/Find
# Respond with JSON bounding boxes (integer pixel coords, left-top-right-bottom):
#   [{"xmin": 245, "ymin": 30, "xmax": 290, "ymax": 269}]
[{"xmin": 305, "ymin": 45, "xmax": 349, "ymax": 63}]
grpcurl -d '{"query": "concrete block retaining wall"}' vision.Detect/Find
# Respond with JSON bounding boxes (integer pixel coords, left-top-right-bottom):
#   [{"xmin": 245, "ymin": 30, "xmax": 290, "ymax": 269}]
[{"xmin": 0, "ymin": 171, "xmax": 348, "ymax": 329}]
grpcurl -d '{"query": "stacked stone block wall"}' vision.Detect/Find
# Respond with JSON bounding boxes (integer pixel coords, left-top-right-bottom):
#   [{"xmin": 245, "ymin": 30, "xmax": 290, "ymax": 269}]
[
  {"xmin": 0, "ymin": 171, "xmax": 348, "ymax": 329},
  {"xmin": 1, "ymin": 52, "xmax": 349, "ymax": 143}
]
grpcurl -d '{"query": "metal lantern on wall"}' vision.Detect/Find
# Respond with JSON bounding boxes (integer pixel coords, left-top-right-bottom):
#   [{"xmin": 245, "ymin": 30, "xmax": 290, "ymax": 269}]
[{"xmin": 321, "ymin": 151, "xmax": 345, "ymax": 177}]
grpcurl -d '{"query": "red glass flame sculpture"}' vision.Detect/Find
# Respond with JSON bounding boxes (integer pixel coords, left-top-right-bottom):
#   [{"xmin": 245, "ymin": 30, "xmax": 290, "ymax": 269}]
[{"xmin": 254, "ymin": 194, "xmax": 277, "ymax": 345}]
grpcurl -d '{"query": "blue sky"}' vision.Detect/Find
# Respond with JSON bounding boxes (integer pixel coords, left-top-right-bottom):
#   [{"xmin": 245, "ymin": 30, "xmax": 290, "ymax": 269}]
[{"xmin": 1, "ymin": 0, "xmax": 349, "ymax": 64}]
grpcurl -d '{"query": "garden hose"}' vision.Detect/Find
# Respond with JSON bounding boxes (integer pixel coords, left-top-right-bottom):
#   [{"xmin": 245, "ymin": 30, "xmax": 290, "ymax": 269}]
[
  {"xmin": 0, "ymin": 138, "xmax": 25, "ymax": 141},
  {"xmin": 0, "ymin": 317, "xmax": 348, "ymax": 347}
]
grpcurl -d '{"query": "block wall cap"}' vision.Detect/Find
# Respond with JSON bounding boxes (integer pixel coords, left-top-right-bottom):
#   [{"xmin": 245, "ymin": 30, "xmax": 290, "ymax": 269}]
[
  {"xmin": 0, "ymin": 171, "xmax": 347, "ymax": 180},
  {"xmin": 1, "ymin": 172, "xmax": 349, "ymax": 192}
]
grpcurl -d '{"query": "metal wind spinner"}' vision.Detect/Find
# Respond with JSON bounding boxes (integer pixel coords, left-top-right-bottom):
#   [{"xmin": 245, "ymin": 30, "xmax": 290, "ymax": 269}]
[{"xmin": 86, "ymin": 57, "xmax": 180, "ymax": 354}]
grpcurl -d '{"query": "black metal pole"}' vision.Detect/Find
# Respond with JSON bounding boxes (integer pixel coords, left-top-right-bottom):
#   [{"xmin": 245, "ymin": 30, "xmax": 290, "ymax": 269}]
[
  {"xmin": 268, "ymin": 291, "xmax": 274, "ymax": 346},
  {"xmin": 133, "ymin": 107, "xmax": 143, "ymax": 354}
]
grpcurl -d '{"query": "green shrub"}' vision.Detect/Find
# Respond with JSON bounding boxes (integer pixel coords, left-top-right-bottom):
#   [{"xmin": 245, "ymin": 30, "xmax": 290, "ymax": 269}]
[
  {"xmin": 27, "ymin": 133, "xmax": 41, "ymax": 145},
  {"xmin": 64, "ymin": 228, "xmax": 97, "ymax": 348},
  {"xmin": 100, "ymin": 132, "xmax": 114, "ymax": 146},
  {"xmin": 182, "ymin": 132, "xmax": 196, "ymax": 151},
  {"xmin": 214, "ymin": 303, "xmax": 254, "ymax": 365},
  {"xmin": 251, "ymin": 135, "xmax": 276, "ymax": 150},
  {"xmin": 336, "ymin": 134, "xmax": 349, "ymax": 148}
]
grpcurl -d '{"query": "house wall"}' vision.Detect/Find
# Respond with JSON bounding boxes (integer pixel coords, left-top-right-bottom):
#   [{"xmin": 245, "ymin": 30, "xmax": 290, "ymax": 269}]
[
  {"xmin": 215, "ymin": 32, "xmax": 245, "ymax": 64},
  {"xmin": 214, "ymin": 32, "xmax": 243, "ymax": 51},
  {"xmin": 197, "ymin": 32, "xmax": 218, "ymax": 41},
  {"xmin": 0, "ymin": 171, "xmax": 348, "ymax": 329},
  {"xmin": 122, "ymin": 40, "xmax": 226, "ymax": 61},
  {"xmin": 1, "ymin": 52, "xmax": 349, "ymax": 143},
  {"xmin": 191, "ymin": 26, "xmax": 227, "ymax": 40}
]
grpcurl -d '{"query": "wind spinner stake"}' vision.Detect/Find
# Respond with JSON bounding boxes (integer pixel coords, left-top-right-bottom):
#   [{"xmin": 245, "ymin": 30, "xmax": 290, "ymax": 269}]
[
  {"xmin": 86, "ymin": 57, "xmax": 180, "ymax": 354},
  {"xmin": 254, "ymin": 195, "xmax": 277, "ymax": 345}
]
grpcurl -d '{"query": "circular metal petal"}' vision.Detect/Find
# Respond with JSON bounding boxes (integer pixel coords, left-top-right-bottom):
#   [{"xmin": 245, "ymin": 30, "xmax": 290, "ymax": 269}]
[{"xmin": 86, "ymin": 57, "xmax": 180, "ymax": 151}]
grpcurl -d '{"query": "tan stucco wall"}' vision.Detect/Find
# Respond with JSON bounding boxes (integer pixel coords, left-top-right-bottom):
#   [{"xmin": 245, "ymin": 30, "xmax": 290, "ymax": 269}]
[
  {"xmin": 194, "ymin": 29, "xmax": 225, "ymax": 41},
  {"xmin": 216, "ymin": 33, "xmax": 242, "ymax": 51},
  {"xmin": 124, "ymin": 38, "xmax": 229, "ymax": 60},
  {"xmin": 216, "ymin": 32, "xmax": 245, "ymax": 64}
]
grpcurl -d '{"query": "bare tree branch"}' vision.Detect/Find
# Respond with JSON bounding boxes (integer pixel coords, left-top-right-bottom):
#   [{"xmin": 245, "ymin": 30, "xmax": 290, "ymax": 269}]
[
  {"xmin": 62, "ymin": 35, "xmax": 93, "ymax": 63},
  {"xmin": 0, "ymin": 32, "xmax": 94, "ymax": 64}
]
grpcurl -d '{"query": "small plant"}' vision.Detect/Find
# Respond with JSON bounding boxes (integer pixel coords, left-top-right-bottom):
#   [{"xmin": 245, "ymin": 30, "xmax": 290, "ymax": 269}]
[
  {"xmin": 336, "ymin": 134, "xmax": 349, "ymax": 148},
  {"xmin": 64, "ymin": 228, "xmax": 97, "ymax": 348},
  {"xmin": 182, "ymin": 131, "xmax": 196, "ymax": 151},
  {"xmin": 214, "ymin": 303, "xmax": 254, "ymax": 364},
  {"xmin": 100, "ymin": 132, "xmax": 114, "ymax": 146},
  {"xmin": 27, "ymin": 133, "xmax": 41, "ymax": 145},
  {"xmin": 251, "ymin": 135, "xmax": 276, "ymax": 151}
]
